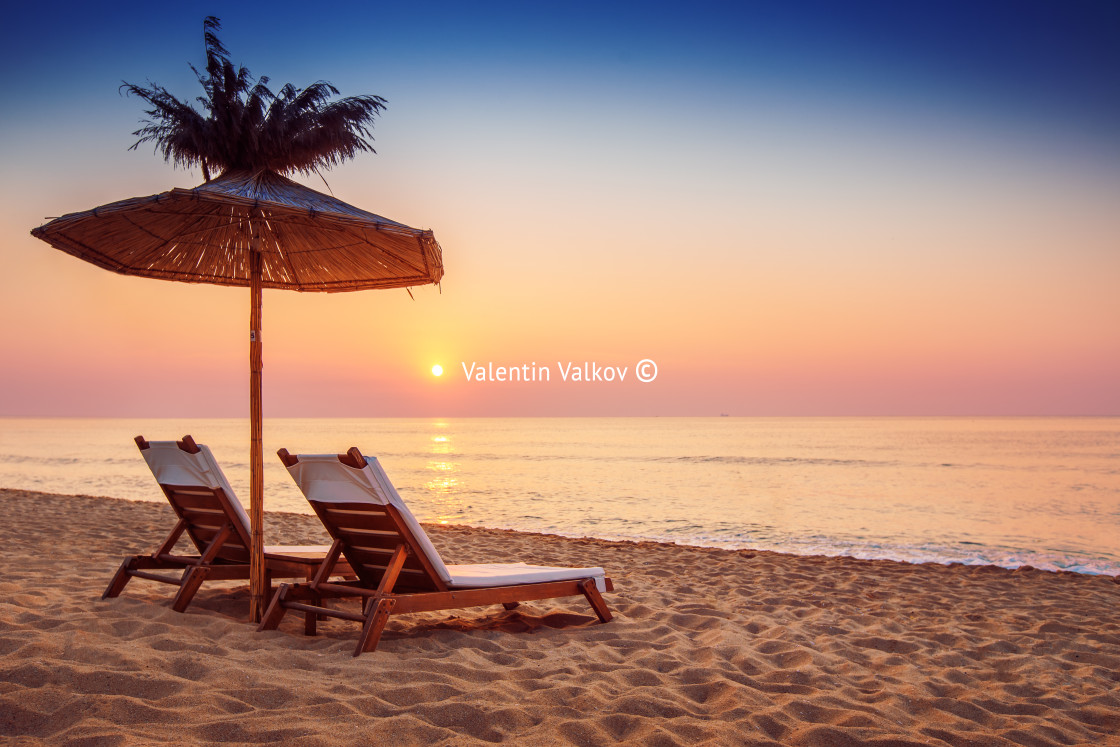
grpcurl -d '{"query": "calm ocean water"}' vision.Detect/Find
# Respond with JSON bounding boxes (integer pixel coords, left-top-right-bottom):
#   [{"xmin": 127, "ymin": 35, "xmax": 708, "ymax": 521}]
[{"xmin": 1, "ymin": 417, "xmax": 1118, "ymax": 575}]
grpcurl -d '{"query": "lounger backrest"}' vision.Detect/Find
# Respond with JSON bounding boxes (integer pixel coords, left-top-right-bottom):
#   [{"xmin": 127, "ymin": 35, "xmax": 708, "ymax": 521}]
[
  {"xmin": 285, "ymin": 453, "xmax": 452, "ymax": 592},
  {"xmin": 139, "ymin": 439, "xmax": 254, "ymax": 562}
]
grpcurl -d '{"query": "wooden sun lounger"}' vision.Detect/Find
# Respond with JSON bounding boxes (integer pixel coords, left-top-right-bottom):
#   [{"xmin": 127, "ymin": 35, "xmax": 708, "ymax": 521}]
[
  {"xmin": 103, "ymin": 435, "xmax": 352, "ymax": 614},
  {"xmin": 258, "ymin": 447, "xmax": 614, "ymax": 656}
]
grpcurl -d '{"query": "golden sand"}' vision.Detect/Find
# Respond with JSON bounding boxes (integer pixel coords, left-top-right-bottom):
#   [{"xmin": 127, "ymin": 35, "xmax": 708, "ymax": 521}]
[{"xmin": 1, "ymin": 489, "xmax": 1119, "ymax": 745}]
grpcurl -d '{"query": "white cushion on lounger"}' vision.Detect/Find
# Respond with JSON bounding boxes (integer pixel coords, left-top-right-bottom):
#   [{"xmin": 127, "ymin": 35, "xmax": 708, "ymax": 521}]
[
  {"xmin": 142, "ymin": 440, "xmax": 331, "ymax": 555},
  {"xmin": 286, "ymin": 454, "xmax": 607, "ymax": 591},
  {"xmin": 142, "ymin": 441, "xmax": 251, "ymax": 535},
  {"xmin": 263, "ymin": 545, "xmax": 334, "ymax": 555},
  {"xmin": 286, "ymin": 454, "xmax": 454, "ymax": 584},
  {"xmin": 447, "ymin": 563, "xmax": 608, "ymax": 593}
]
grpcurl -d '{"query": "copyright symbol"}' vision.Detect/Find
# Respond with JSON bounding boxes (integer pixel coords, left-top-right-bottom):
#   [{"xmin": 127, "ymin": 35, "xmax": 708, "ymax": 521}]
[{"xmin": 635, "ymin": 359, "xmax": 658, "ymax": 383}]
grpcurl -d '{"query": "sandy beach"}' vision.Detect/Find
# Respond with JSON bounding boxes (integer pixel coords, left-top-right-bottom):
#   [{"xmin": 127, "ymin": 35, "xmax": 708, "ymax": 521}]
[{"xmin": 1, "ymin": 489, "xmax": 1119, "ymax": 745}]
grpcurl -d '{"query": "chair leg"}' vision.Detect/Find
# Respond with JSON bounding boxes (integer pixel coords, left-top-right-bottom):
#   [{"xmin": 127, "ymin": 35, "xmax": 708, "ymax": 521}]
[
  {"xmin": 103, "ymin": 557, "xmax": 138, "ymax": 599},
  {"xmin": 580, "ymin": 578, "xmax": 613, "ymax": 623},
  {"xmin": 354, "ymin": 597, "xmax": 395, "ymax": 656},
  {"xmin": 257, "ymin": 584, "xmax": 291, "ymax": 631},
  {"xmin": 303, "ymin": 589, "xmax": 321, "ymax": 637},
  {"xmin": 172, "ymin": 566, "xmax": 211, "ymax": 613},
  {"xmin": 264, "ymin": 569, "xmax": 274, "ymax": 608}
]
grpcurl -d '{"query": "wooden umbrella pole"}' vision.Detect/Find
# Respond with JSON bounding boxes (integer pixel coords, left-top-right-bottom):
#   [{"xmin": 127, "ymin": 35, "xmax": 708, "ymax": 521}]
[{"xmin": 248, "ymin": 230, "xmax": 265, "ymax": 622}]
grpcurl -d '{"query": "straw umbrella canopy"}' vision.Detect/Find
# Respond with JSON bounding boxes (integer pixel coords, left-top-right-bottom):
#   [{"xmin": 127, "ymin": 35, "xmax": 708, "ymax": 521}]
[
  {"xmin": 27, "ymin": 18, "xmax": 443, "ymax": 621},
  {"xmin": 29, "ymin": 169, "xmax": 443, "ymax": 293}
]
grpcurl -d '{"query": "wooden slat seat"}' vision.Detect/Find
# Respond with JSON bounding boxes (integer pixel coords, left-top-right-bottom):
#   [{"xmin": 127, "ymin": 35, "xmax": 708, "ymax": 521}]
[{"xmin": 258, "ymin": 446, "xmax": 615, "ymax": 655}]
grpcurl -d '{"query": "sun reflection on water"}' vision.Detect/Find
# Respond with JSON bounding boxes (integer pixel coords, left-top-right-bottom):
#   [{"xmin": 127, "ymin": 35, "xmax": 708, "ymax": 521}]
[{"xmin": 425, "ymin": 425, "xmax": 464, "ymax": 522}]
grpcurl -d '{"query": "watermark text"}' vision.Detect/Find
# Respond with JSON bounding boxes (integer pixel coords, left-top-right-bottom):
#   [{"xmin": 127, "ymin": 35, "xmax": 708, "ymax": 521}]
[{"xmin": 460, "ymin": 360, "xmax": 658, "ymax": 383}]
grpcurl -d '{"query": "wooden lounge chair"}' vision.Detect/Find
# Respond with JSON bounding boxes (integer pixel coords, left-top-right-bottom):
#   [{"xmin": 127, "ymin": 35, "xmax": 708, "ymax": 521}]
[
  {"xmin": 258, "ymin": 447, "xmax": 614, "ymax": 656},
  {"xmin": 103, "ymin": 435, "xmax": 352, "ymax": 613}
]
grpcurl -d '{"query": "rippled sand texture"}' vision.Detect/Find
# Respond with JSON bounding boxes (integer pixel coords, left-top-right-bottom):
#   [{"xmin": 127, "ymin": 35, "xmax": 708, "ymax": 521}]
[{"xmin": 1, "ymin": 489, "xmax": 1119, "ymax": 745}]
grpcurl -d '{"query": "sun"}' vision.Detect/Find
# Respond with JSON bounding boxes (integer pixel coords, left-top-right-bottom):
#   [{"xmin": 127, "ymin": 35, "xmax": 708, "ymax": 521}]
[{"xmin": 431, "ymin": 364, "xmax": 444, "ymax": 377}]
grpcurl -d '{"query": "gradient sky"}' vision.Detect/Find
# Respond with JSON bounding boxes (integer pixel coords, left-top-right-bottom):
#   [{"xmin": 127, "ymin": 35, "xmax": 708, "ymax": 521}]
[{"xmin": 2, "ymin": 0, "xmax": 1118, "ymax": 417}]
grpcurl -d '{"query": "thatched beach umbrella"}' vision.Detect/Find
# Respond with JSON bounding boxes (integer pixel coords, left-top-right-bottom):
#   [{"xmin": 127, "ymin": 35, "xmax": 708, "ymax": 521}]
[{"xmin": 28, "ymin": 18, "xmax": 443, "ymax": 621}]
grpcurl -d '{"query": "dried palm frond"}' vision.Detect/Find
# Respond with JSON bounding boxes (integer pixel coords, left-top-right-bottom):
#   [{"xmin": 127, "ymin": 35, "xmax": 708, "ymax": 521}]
[{"xmin": 123, "ymin": 16, "xmax": 386, "ymax": 180}]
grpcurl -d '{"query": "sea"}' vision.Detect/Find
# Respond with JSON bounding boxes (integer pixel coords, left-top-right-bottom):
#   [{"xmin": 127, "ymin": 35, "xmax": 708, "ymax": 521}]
[{"xmin": 1, "ymin": 417, "xmax": 1118, "ymax": 576}]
